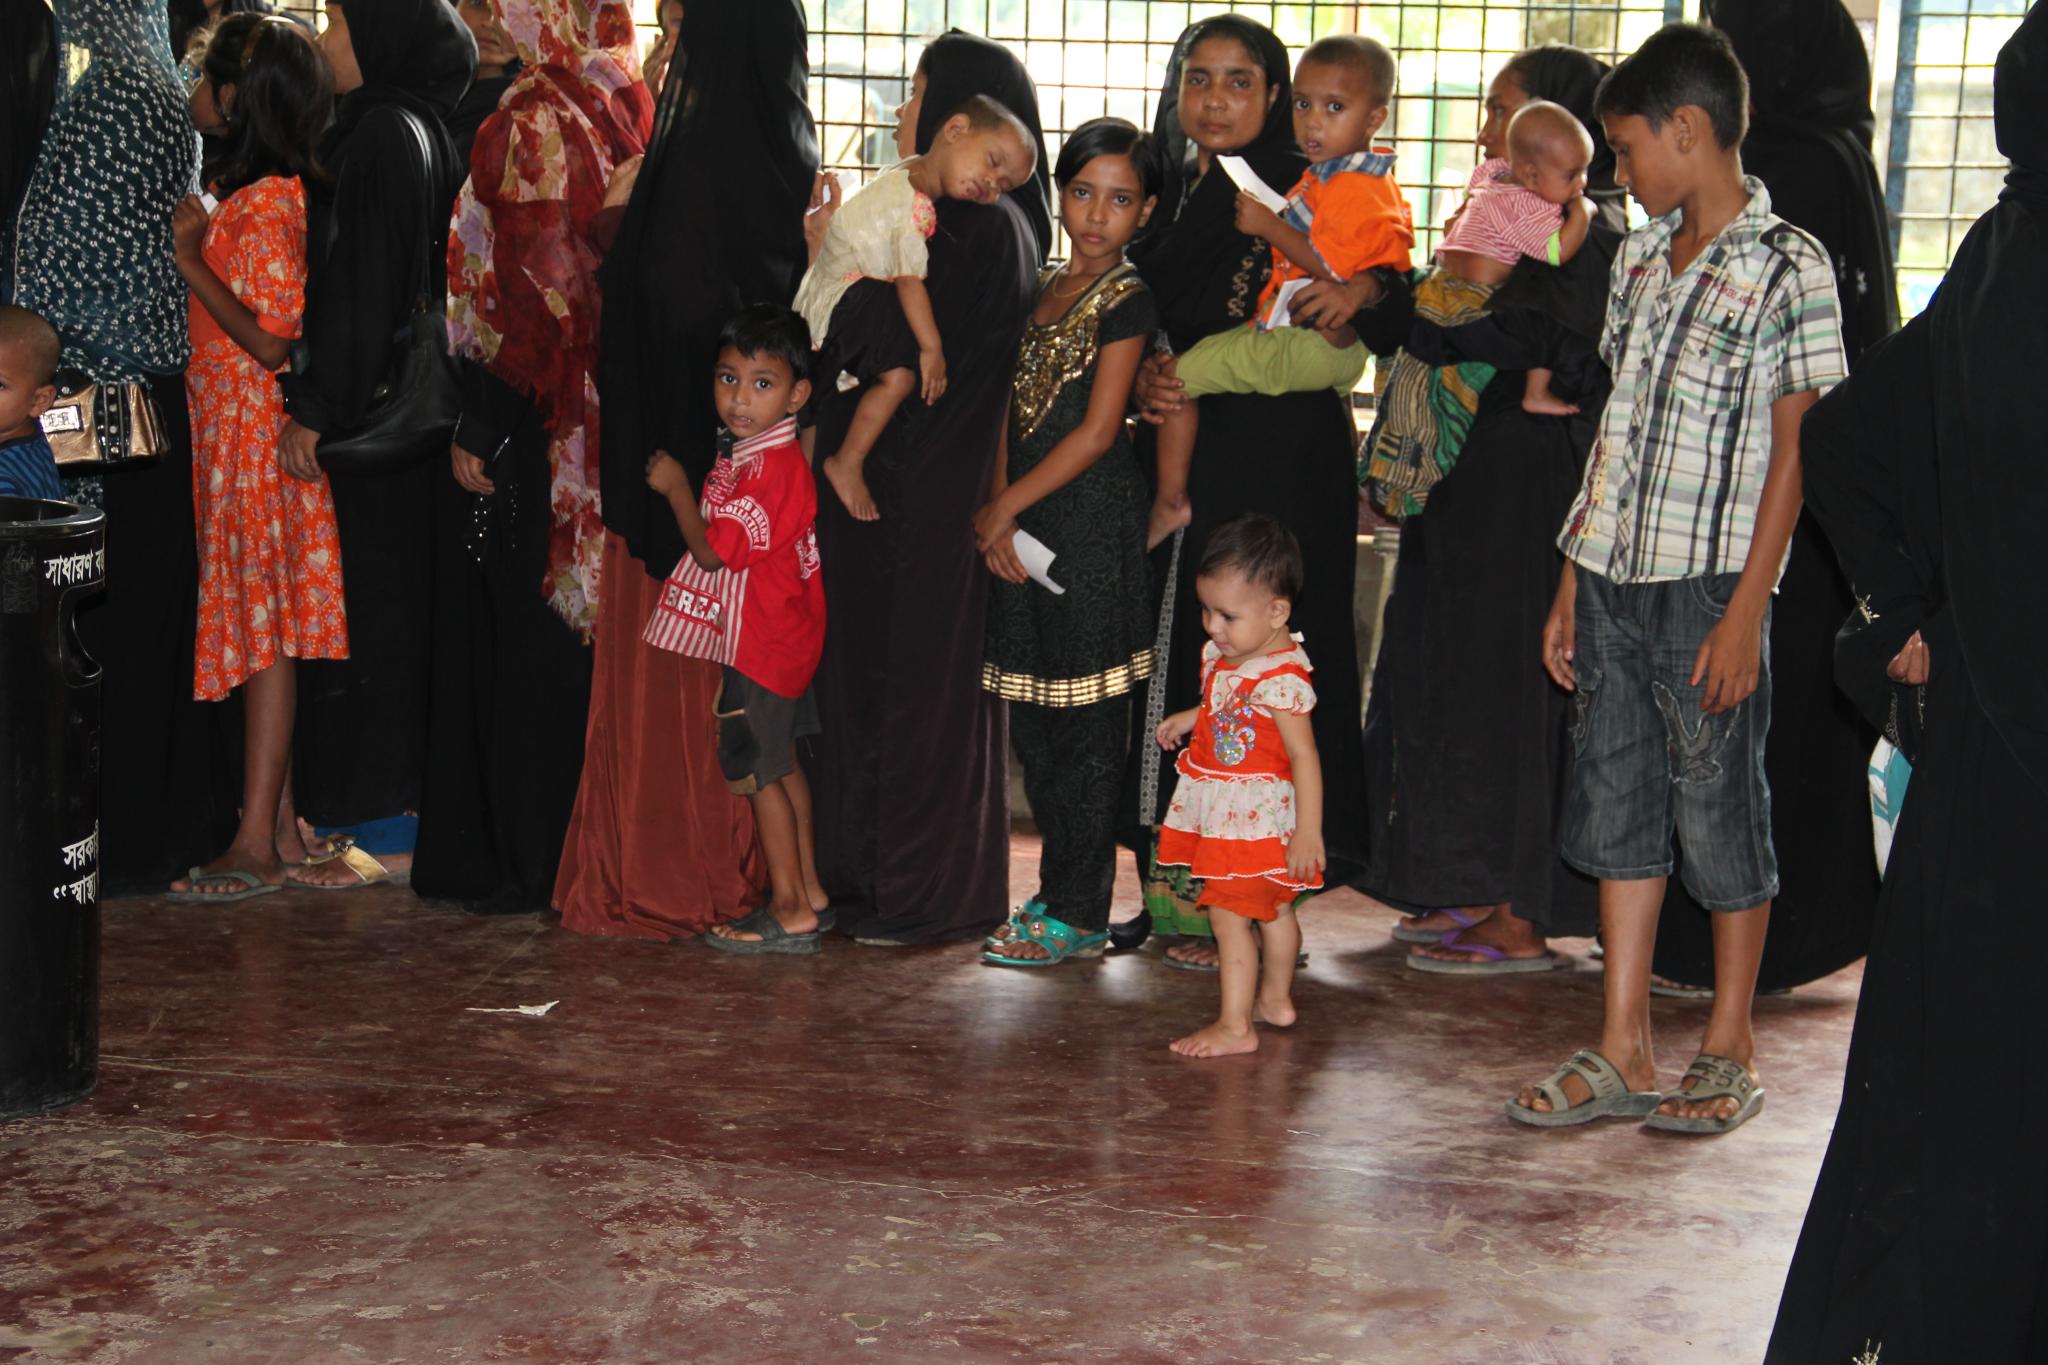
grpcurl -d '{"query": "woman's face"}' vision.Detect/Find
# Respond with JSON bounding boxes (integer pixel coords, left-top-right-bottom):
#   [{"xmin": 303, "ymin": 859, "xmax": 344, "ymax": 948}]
[
  {"xmin": 1177, "ymin": 34, "xmax": 1275, "ymax": 156},
  {"xmin": 322, "ymin": 2, "xmax": 363, "ymax": 94},
  {"xmin": 1478, "ymin": 68, "xmax": 1532, "ymax": 162},
  {"xmin": 893, "ymin": 68, "xmax": 925, "ymax": 160},
  {"xmin": 457, "ymin": 0, "xmax": 516, "ymax": 75}
]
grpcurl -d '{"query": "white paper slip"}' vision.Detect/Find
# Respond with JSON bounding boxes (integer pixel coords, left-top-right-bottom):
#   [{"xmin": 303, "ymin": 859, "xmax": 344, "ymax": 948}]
[
  {"xmin": 1267, "ymin": 277, "xmax": 1313, "ymax": 330},
  {"xmin": 1216, "ymin": 154, "xmax": 1289, "ymax": 213},
  {"xmin": 1012, "ymin": 529, "xmax": 1064, "ymax": 595}
]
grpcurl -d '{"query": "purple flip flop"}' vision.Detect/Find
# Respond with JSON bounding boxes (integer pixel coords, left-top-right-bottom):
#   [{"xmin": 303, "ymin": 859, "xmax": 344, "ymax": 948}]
[
  {"xmin": 1390, "ymin": 906, "xmax": 1483, "ymax": 945},
  {"xmin": 1407, "ymin": 928, "xmax": 1567, "ymax": 976}
]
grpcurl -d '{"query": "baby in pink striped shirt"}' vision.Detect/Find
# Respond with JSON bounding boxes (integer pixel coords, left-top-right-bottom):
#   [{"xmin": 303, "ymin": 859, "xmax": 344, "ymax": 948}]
[{"xmin": 1437, "ymin": 100, "xmax": 1596, "ymax": 415}]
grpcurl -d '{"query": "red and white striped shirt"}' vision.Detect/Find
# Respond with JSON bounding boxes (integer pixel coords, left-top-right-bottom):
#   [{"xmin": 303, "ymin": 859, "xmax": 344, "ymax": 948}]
[
  {"xmin": 643, "ymin": 417, "xmax": 825, "ymax": 698},
  {"xmin": 1437, "ymin": 158, "xmax": 1565, "ymax": 268}
]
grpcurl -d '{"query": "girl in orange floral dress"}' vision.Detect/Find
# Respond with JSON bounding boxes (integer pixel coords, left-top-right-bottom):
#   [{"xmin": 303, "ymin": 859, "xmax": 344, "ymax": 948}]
[
  {"xmin": 167, "ymin": 19, "xmax": 344, "ymax": 902},
  {"xmin": 1154, "ymin": 515, "xmax": 1326, "ymax": 1058}
]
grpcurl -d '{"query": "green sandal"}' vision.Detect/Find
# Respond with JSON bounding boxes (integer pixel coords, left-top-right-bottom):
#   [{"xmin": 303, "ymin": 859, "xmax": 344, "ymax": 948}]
[
  {"xmin": 984, "ymin": 900, "xmax": 1046, "ymax": 950},
  {"xmin": 981, "ymin": 910, "xmax": 1107, "ymax": 968}
]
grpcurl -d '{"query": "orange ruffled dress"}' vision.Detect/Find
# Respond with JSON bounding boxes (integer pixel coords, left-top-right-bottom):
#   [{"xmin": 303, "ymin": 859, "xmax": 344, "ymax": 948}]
[
  {"xmin": 186, "ymin": 175, "xmax": 348, "ymax": 702},
  {"xmin": 1156, "ymin": 636, "xmax": 1322, "ymax": 922}
]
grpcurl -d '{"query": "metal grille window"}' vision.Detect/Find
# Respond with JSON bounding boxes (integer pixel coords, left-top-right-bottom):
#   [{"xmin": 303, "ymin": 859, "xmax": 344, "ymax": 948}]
[
  {"xmin": 1877, "ymin": 0, "xmax": 2026, "ymax": 316},
  {"xmin": 798, "ymin": 2, "xmax": 1681, "ymax": 260}
]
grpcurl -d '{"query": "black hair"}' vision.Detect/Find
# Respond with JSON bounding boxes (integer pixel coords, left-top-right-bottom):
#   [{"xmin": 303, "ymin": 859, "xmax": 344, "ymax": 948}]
[
  {"xmin": 1197, "ymin": 514, "xmax": 1303, "ymax": 603},
  {"xmin": 1594, "ymin": 22, "xmax": 1749, "ymax": 149},
  {"xmin": 1053, "ymin": 116, "xmax": 1162, "ymax": 201},
  {"xmin": 171, "ymin": 0, "xmax": 271, "ymax": 65},
  {"xmin": 717, "ymin": 304, "xmax": 812, "ymax": 385},
  {"xmin": 210, "ymin": 17, "xmax": 332, "ymax": 198},
  {"xmin": 0, "ymin": 304, "xmax": 61, "ymax": 386},
  {"xmin": 945, "ymin": 93, "xmax": 1035, "ymax": 148},
  {"xmin": 1299, "ymin": 33, "xmax": 1397, "ymax": 107}
]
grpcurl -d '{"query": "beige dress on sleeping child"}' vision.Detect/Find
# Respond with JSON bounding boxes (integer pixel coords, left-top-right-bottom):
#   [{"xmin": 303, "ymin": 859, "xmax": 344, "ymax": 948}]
[{"xmin": 792, "ymin": 162, "xmax": 939, "ymax": 347}]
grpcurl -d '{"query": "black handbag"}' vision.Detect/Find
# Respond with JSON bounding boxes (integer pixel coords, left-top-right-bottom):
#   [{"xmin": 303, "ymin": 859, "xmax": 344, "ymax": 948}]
[{"xmin": 311, "ymin": 107, "xmax": 461, "ymax": 475}]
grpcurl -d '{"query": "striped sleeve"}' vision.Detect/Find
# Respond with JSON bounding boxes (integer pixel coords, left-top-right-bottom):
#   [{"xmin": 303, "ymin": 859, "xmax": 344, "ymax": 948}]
[{"xmin": 1764, "ymin": 229, "xmax": 1849, "ymax": 401}]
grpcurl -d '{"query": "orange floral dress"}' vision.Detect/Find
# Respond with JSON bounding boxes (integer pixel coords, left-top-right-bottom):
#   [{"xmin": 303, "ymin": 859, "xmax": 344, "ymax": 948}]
[{"xmin": 187, "ymin": 175, "xmax": 348, "ymax": 701}]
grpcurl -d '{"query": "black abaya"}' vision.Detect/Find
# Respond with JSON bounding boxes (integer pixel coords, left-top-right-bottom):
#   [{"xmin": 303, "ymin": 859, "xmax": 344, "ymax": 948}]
[
  {"xmin": 1657, "ymin": 0, "xmax": 1896, "ymax": 989},
  {"xmin": 412, "ymin": 373, "xmax": 589, "ymax": 911},
  {"xmin": 1358, "ymin": 239, "xmax": 1615, "ymax": 936},
  {"xmin": 806, "ymin": 195, "xmax": 1039, "ymax": 944},
  {"xmin": 1769, "ymin": 12, "xmax": 2048, "ymax": 1354},
  {"xmin": 282, "ymin": 0, "xmax": 474, "ymax": 825}
]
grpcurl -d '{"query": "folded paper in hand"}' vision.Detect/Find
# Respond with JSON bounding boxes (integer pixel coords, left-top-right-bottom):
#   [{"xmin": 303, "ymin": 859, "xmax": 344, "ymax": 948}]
[
  {"xmin": 1217, "ymin": 155, "xmax": 1290, "ymax": 213},
  {"xmin": 1012, "ymin": 529, "xmax": 1064, "ymax": 595}
]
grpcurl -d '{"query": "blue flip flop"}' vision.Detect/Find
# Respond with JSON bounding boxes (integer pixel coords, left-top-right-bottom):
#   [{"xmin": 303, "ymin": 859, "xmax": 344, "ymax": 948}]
[
  {"xmin": 981, "ymin": 910, "xmax": 1107, "ymax": 968},
  {"xmin": 164, "ymin": 867, "xmax": 283, "ymax": 904}
]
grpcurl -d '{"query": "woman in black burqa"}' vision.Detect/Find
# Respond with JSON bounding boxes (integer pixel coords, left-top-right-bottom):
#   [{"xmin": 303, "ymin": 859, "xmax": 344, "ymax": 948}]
[
  {"xmin": 1, "ymin": 0, "xmax": 54, "ymax": 262},
  {"xmin": 278, "ymin": 0, "xmax": 474, "ymax": 881},
  {"xmin": 1365, "ymin": 43, "xmax": 1618, "ymax": 972},
  {"xmin": 1650, "ymin": 0, "xmax": 1900, "ymax": 994},
  {"xmin": 803, "ymin": 30, "xmax": 1050, "ymax": 946},
  {"xmin": 1120, "ymin": 15, "xmax": 1381, "ymax": 965},
  {"xmin": 1767, "ymin": 9, "xmax": 2048, "ymax": 1359},
  {"xmin": 554, "ymin": 0, "xmax": 817, "ymax": 939}
]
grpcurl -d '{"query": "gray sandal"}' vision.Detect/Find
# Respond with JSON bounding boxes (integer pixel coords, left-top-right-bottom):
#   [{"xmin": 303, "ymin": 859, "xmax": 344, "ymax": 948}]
[
  {"xmin": 1506, "ymin": 1048, "xmax": 1664, "ymax": 1128},
  {"xmin": 704, "ymin": 906, "xmax": 820, "ymax": 956},
  {"xmin": 1643, "ymin": 1054, "xmax": 1765, "ymax": 1135}
]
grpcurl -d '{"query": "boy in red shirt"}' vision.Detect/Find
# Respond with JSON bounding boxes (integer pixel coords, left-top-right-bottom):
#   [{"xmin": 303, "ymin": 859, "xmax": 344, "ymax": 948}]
[{"xmin": 644, "ymin": 305, "xmax": 830, "ymax": 954}]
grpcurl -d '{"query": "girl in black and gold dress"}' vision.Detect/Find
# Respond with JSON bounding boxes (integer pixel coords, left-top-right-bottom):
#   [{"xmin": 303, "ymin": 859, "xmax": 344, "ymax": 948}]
[{"xmin": 975, "ymin": 118, "xmax": 1160, "ymax": 966}]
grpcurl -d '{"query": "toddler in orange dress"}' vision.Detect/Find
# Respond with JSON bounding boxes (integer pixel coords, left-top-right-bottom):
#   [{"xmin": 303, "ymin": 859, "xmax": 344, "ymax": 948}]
[{"xmin": 1155, "ymin": 514, "xmax": 1324, "ymax": 1058}]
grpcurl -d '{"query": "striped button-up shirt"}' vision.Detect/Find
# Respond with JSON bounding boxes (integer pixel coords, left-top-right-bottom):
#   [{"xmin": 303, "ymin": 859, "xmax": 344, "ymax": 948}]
[{"xmin": 1559, "ymin": 178, "xmax": 1847, "ymax": 584}]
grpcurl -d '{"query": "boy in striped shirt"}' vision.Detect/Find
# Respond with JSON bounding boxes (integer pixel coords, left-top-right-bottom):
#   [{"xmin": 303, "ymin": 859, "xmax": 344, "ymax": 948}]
[{"xmin": 1515, "ymin": 25, "xmax": 1847, "ymax": 1136}]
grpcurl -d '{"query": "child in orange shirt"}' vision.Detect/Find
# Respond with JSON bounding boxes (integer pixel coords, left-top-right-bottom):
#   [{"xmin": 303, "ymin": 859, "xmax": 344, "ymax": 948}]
[{"xmin": 1148, "ymin": 34, "xmax": 1413, "ymax": 547}]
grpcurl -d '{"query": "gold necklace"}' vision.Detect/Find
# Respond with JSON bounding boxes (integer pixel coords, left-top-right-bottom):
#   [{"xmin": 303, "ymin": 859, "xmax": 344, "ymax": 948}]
[{"xmin": 1050, "ymin": 264, "xmax": 1107, "ymax": 299}]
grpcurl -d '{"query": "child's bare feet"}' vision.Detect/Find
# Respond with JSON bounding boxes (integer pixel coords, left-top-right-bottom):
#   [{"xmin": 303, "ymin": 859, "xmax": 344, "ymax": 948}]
[
  {"xmin": 1170, "ymin": 1020, "xmax": 1260, "ymax": 1057},
  {"xmin": 1522, "ymin": 389, "xmax": 1580, "ymax": 417},
  {"xmin": 1253, "ymin": 992, "xmax": 1296, "ymax": 1028},
  {"xmin": 822, "ymin": 453, "xmax": 879, "ymax": 521},
  {"xmin": 1147, "ymin": 493, "xmax": 1190, "ymax": 550}
]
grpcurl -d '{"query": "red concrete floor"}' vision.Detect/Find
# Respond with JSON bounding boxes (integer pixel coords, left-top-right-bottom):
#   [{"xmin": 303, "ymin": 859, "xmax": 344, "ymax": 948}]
[{"xmin": 0, "ymin": 831, "xmax": 1861, "ymax": 1363}]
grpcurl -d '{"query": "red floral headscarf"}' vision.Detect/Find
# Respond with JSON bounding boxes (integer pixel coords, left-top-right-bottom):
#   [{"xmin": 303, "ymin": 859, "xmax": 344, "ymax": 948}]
[{"xmin": 446, "ymin": 0, "xmax": 652, "ymax": 636}]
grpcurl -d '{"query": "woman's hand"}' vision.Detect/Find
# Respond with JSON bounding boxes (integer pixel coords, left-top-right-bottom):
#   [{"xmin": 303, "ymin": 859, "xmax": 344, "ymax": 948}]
[
  {"xmin": 603, "ymin": 155, "xmax": 644, "ymax": 211},
  {"xmin": 278, "ymin": 419, "xmax": 322, "ymax": 482},
  {"xmin": 1887, "ymin": 630, "xmax": 1931, "ymax": 686},
  {"xmin": 1233, "ymin": 190, "xmax": 1284, "ymax": 241},
  {"xmin": 804, "ymin": 171, "xmax": 842, "ymax": 266},
  {"xmin": 451, "ymin": 443, "xmax": 495, "ymax": 496},
  {"xmin": 171, "ymin": 194, "xmax": 209, "ymax": 265},
  {"xmin": 642, "ymin": 32, "xmax": 676, "ymax": 94},
  {"xmin": 1290, "ymin": 274, "xmax": 1382, "ymax": 331},
  {"xmin": 1133, "ymin": 351, "xmax": 1185, "ymax": 426}
]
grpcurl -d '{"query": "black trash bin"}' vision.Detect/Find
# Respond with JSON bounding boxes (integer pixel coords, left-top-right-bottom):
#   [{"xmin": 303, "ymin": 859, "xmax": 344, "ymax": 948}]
[{"xmin": 0, "ymin": 496, "xmax": 105, "ymax": 1119}]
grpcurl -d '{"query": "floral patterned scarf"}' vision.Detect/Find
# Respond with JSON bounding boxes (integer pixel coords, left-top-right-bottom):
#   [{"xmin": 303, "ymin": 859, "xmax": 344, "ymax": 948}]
[{"xmin": 445, "ymin": 0, "xmax": 651, "ymax": 636}]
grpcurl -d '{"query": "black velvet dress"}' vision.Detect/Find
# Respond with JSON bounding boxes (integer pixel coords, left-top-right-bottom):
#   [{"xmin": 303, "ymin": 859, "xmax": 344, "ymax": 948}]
[{"xmin": 805, "ymin": 195, "xmax": 1040, "ymax": 944}]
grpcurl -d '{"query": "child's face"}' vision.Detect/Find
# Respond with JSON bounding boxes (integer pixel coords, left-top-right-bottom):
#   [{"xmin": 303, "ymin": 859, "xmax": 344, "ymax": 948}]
[
  {"xmin": 1058, "ymin": 153, "xmax": 1155, "ymax": 261},
  {"xmin": 1289, "ymin": 58, "xmax": 1387, "ymax": 163},
  {"xmin": 1515, "ymin": 142, "xmax": 1590, "ymax": 207},
  {"xmin": 188, "ymin": 74, "xmax": 231, "ymax": 136},
  {"xmin": 712, "ymin": 346, "xmax": 810, "ymax": 438},
  {"xmin": 0, "ymin": 341, "xmax": 56, "ymax": 444},
  {"xmin": 930, "ymin": 118, "xmax": 1036, "ymax": 205},
  {"xmin": 1196, "ymin": 569, "xmax": 1291, "ymax": 662},
  {"xmin": 1601, "ymin": 110, "xmax": 1690, "ymax": 219}
]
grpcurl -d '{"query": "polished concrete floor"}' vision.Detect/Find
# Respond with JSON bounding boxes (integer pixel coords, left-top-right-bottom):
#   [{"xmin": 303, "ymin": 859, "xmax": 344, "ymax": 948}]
[{"xmin": 0, "ymin": 833, "xmax": 1861, "ymax": 1363}]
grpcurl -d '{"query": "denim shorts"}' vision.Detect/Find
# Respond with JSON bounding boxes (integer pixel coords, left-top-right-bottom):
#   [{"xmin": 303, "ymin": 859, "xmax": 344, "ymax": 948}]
[{"xmin": 1558, "ymin": 570, "xmax": 1778, "ymax": 910}]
